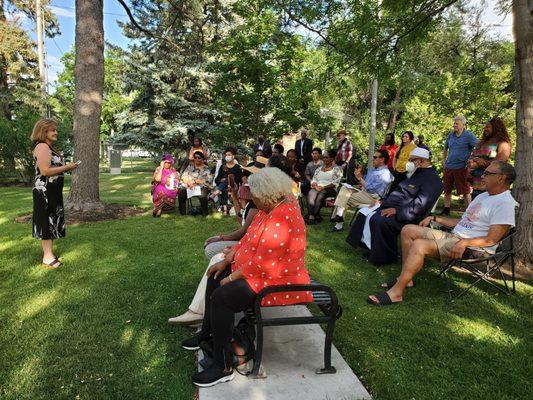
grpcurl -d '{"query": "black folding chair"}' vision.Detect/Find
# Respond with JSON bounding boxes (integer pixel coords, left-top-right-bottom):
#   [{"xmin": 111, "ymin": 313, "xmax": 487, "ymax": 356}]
[{"xmin": 438, "ymin": 228, "xmax": 516, "ymax": 300}]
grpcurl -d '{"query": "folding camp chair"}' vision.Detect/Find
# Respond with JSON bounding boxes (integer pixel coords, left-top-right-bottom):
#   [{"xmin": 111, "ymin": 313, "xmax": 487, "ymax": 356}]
[{"xmin": 437, "ymin": 228, "xmax": 516, "ymax": 300}]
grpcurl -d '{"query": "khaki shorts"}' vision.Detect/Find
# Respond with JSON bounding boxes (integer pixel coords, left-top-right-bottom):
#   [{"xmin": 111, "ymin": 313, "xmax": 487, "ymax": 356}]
[{"xmin": 420, "ymin": 227, "xmax": 462, "ymax": 262}]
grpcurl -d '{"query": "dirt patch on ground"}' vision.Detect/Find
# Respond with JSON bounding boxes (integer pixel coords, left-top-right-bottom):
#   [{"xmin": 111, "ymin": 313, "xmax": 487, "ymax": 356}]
[{"xmin": 14, "ymin": 204, "xmax": 147, "ymax": 224}]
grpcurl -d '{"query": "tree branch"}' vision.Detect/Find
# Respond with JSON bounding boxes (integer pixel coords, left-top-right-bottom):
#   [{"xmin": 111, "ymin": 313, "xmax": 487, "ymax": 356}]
[
  {"xmin": 116, "ymin": 0, "xmax": 182, "ymax": 50},
  {"xmin": 275, "ymin": 0, "xmax": 349, "ymax": 58}
]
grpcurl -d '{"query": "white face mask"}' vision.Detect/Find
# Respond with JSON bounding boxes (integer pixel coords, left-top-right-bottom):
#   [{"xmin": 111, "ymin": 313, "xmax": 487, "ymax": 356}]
[
  {"xmin": 405, "ymin": 161, "xmax": 417, "ymax": 178},
  {"xmin": 225, "ymin": 155, "xmax": 234, "ymax": 162}
]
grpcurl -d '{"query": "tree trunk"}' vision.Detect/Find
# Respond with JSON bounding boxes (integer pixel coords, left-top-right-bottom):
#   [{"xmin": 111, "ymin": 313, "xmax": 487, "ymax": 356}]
[
  {"xmin": 511, "ymin": 0, "xmax": 533, "ymax": 271},
  {"xmin": 386, "ymin": 87, "xmax": 401, "ymax": 133},
  {"xmin": 67, "ymin": 0, "xmax": 104, "ymax": 211},
  {"xmin": 0, "ymin": 0, "xmax": 12, "ymax": 120}
]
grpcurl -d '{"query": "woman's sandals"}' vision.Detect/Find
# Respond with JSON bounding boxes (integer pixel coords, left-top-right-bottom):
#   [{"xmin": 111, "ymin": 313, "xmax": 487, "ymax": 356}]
[{"xmin": 42, "ymin": 258, "xmax": 62, "ymax": 269}]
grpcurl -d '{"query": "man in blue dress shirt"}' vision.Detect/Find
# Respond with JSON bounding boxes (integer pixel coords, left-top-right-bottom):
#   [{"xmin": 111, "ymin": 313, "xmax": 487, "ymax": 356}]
[
  {"xmin": 331, "ymin": 149, "xmax": 393, "ymax": 232},
  {"xmin": 346, "ymin": 148, "xmax": 443, "ymax": 266}
]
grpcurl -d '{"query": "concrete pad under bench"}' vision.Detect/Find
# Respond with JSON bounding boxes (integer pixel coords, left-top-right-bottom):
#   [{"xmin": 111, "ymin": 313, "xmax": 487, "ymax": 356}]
[{"xmin": 199, "ymin": 305, "xmax": 371, "ymax": 400}]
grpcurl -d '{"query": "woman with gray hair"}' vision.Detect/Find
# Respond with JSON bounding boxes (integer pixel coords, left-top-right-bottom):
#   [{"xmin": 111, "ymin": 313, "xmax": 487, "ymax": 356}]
[{"xmin": 181, "ymin": 167, "xmax": 312, "ymax": 387}]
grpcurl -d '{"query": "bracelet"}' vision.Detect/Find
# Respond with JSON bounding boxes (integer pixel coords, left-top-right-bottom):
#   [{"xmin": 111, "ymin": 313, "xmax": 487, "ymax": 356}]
[
  {"xmin": 219, "ymin": 234, "xmax": 224, "ymax": 241},
  {"xmin": 228, "ymin": 274, "xmax": 233, "ymax": 282},
  {"xmin": 433, "ymin": 215, "xmax": 437, "ymax": 222}
]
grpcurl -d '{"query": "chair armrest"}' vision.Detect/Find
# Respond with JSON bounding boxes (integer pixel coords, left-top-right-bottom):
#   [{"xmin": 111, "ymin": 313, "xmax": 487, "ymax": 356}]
[
  {"xmin": 430, "ymin": 221, "xmax": 453, "ymax": 232},
  {"xmin": 254, "ymin": 284, "xmax": 339, "ymax": 313}
]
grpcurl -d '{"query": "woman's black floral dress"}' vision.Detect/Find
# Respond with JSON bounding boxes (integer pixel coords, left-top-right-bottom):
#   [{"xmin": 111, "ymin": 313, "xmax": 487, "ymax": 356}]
[{"xmin": 32, "ymin": 145, "xmax": 66, "ymax": 240}]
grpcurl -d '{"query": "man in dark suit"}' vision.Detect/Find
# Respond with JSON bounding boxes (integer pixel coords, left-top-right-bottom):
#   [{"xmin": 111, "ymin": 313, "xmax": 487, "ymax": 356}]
[
  {"xmin": 252, "ymin": 135, "xmax": 272, "ymax": 158},
  {"xmin": 295, "ymin": 128, "xmax": 313, "ymax": 166},
  {"xmin": 346, "ymin": 148, "xmax": 443, "ymax": 266}
]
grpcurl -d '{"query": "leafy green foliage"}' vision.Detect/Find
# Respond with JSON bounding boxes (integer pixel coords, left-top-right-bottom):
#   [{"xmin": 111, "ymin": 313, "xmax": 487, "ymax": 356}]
[
  {"xmin": 50, "ymin": 46, "xmax": 133, "ymax": 141},
  {"xmin": 0, "ymin": 111, "xmax": 70, "ymax": 182},
  {"xmin": 207, "ymin": 5, "xmax": 328, "ymax": 143}
]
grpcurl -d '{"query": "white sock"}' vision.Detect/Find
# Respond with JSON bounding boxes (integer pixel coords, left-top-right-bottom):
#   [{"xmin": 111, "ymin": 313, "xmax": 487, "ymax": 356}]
[
  {"xmin": 335, "ymin": 222, "xmax": 344, "ymax": 229},
  {"xmin": 336, "ymin": 207, "xmax": 345, "ymax": 217}
]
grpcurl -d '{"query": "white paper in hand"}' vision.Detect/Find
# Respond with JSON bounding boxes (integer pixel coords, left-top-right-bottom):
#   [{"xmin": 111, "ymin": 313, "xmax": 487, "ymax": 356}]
[{"xmin": 187, "ymin": 185, "xmax": 202, "ymax": 198}]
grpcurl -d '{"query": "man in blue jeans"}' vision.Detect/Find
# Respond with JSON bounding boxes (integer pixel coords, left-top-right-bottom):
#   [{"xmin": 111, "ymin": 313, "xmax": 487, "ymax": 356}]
[{"xmin": 440, "ymin": 115, "xmax": 477, "ymax": 215}]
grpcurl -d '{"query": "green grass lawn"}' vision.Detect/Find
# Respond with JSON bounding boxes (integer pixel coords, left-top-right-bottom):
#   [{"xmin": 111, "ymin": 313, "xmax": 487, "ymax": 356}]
[{"xmin": 1, "ymin": 169, "xmax": 532, "ymax": 399}]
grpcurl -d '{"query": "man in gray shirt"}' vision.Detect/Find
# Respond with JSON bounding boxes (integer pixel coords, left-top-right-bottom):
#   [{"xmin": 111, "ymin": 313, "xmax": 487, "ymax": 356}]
[{"xmin": 440, "ymin": 115, "xmax": 477, "ymax": 215}]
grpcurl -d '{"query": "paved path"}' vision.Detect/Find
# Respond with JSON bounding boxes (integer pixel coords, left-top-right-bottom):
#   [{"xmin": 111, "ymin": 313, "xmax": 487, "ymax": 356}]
[{"xmin": 199, "ymin": 306, "xmax": 371, "ymax": 400}]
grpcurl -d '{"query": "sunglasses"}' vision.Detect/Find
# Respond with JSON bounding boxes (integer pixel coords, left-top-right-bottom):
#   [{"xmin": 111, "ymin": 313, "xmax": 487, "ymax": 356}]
[
  {"xmin": 373, "ymin": 156, "xmax": 383, "ymax": 159},
  {"xmin": 482, "ymin": 170, "xmax": 502, "ymax": 176},
  {"xmin": 193, "ymin": 156, "xmax": 203, "ymax": 160}
]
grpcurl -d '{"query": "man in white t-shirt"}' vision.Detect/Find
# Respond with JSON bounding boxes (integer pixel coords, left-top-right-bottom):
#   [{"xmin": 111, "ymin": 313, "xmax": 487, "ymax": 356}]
[{"xmin": 368, "ymin": 160, "xmax": 517, "ymax": 306}]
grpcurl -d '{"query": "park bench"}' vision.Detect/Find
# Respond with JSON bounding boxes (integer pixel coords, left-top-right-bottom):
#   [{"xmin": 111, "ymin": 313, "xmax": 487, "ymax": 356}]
[{"xmin": 246, "ymin": 279, "xmax": 342, "ymax": 377}]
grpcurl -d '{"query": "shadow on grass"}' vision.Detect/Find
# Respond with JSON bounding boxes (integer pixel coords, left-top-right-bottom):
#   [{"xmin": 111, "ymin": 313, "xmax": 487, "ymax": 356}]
[
  {"xmin": 0, "ymin": 212, "xmax": 237, "ymax": 399},
  {"xmin": 303, "ymin": 215, "xmax": 532, "ymax": 399},
  {"xmin": 1, "ymin": 182, "xmax": 532, "ymax": 400}
]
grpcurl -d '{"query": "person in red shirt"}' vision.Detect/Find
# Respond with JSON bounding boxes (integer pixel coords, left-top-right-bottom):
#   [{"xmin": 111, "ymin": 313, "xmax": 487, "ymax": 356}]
[
  {"xmin": 181, "ymin": 167, "xmax": 312, "ymax": 387},
  {"xmin": 379, "ymin": 132, "xmax": 398, "ymax": 171}
]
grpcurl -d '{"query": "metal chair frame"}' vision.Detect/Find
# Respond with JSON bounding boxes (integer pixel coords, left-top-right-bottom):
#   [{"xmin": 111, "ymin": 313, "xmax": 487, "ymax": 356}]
[
  {"xmin": 437, "ymin": 228, "xmax": 516, "ymax": 300},
  {"xmin": 248, "ymin": 281, "xmax": 341, "ymax": 378}
]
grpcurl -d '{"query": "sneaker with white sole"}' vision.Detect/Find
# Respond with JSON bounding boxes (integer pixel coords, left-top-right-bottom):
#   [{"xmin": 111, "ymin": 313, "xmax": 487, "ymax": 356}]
[
  {"xmin": 192, "ymin": 366, "xmax": 235, "ymax": 387},
  {"xmin": 181, "ymin": 332, "xmax": 207, "ymax": 351},
  {"xmin": 168, "ymin": 310, "xmax": 204, "ymax": 326}
]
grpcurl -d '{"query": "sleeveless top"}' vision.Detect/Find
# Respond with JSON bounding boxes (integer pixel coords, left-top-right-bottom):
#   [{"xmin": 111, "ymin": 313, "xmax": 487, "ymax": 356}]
[{"xmin": 470, "ymin": 142, "xmax": 498, "ymax": 192}]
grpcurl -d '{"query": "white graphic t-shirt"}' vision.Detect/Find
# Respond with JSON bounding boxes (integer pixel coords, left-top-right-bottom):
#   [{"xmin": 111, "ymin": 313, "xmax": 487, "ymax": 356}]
[{"xmin": 453, "ymin": 190, "xmax": 517, "ymax": 253}]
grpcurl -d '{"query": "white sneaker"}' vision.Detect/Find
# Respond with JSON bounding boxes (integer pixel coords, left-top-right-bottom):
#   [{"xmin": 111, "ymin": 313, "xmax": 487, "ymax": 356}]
[{"xmin": 168, "ymin": 310, "xmax": 204, "ymax": 326}]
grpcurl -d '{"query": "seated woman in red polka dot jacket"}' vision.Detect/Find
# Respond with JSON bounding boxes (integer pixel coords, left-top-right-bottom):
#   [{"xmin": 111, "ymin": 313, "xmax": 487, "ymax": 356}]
[{"xmin": 181, "ymin": 167, "xmax": 313, "ymax": 387}]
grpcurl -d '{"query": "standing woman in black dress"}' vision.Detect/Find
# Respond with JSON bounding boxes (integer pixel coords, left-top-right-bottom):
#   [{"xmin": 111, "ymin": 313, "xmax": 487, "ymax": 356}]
[{"xmin": 31, "ymin": 119, "xmax": 78, "ymax": 268}]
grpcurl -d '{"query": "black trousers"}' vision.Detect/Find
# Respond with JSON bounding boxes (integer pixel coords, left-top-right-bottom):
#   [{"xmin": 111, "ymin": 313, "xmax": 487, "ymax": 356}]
[
  {"xmin": 200, "ymin": 266, "xmax": 256, "ymax": 369},
  {"xmin": 390, "ymin": 171, "xmax": 407, "ymax": 192},
  {"xmin": 346, "ymin": 209, "xmax": 406, "ymax": 265},
  {"xmin": 300, "ymin": 179, "xmax": 311, "ymax": 196},
  {"xmin": 307, "ymin": 187, "xmax": 336, "ymax": 217},
  {"xmin": 178, "ymin": 187, "xmax": 209, "ymax": 215}
]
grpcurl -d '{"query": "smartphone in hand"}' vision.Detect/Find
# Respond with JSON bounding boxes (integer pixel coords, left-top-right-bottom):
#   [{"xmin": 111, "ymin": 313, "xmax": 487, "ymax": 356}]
[{"xmin": 75, "ymin": 160, "xmax": 82, "ymax": 165}]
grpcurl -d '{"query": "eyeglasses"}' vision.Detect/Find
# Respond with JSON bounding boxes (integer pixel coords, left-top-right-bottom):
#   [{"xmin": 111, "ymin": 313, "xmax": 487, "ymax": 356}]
[
  {"xmin": 373, "ymin": 156, "xmax": 383, "ymax": 159},
  {"xmin": 193, "ymin": 156, "xmax": 203, "ymax": 160},
  {"xmin": 482, "ymin": 170, "xmax": 503, "ymax": 176}
]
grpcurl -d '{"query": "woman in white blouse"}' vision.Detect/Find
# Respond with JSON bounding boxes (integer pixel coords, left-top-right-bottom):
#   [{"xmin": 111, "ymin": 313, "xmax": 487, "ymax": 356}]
[{"xmin": 306, "ymin": 149, "xmax": 342, "ymax": 224}]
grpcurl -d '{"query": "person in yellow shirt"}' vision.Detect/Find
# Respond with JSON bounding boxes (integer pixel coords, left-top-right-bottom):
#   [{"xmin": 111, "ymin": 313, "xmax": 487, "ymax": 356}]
[{"xmin": 391, "ymin": 131, "xmax": 417, "ymax": 191}]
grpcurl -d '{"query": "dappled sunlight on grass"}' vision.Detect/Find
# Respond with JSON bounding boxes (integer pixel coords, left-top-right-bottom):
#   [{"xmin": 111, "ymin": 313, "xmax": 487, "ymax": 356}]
[
  {"xmin": 447, "ymin": 315, "xmax": 521, "ymax": 346},
  {"xmin": 18, "ymin": 290, "xmax": 59, "ymax": 320},
  {"xmin": 121, "ymin": 326, "xmax": 135, "ymax": 345},
  {"xmin": 0, "ymin": 171, "xmax": 531, "ymax": 400},
  {"xmin": 5, "ymin": 355, "xmax": 41, "ymax": 398}
]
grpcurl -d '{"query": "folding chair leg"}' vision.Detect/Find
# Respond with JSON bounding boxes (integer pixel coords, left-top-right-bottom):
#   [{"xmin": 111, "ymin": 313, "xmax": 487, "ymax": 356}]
[
  {"xmin": 438, "ymin": 260, "xmax": 453, "ymax": 277},
  {"xmin": 511, "ymin": 253, "xmax": 516, "ymax": 293},
  {"xmin": 453, "ymin": 264, "xmax": 511, "ymax": 299}
]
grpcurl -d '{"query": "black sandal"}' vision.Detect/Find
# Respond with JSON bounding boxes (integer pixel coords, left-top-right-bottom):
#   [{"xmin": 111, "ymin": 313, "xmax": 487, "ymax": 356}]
[
  {"xmin": 367, "ymin": 292, "xmax": 402, "ymax": 306},
  {"xmin": 42, "ymin": 259, "xmax": 62, "ymax": 269},
  {"xmin": 380, "ymin": 279, "xmax": 415, "ymax": 289}
]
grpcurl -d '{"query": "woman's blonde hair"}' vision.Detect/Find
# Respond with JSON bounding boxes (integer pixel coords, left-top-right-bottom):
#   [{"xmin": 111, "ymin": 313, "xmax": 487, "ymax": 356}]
[
  {"xmin": 248, "ymin": 167, "xmax": 293, "ymax": 208},
  {"xmin": 31, "ymin": 119, "xmax": 57, "ymax": 143}
]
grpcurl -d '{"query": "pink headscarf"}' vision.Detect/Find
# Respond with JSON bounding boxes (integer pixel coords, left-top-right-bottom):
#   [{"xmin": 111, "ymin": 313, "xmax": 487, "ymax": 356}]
[{"xmin": 162, "ymin": 154, "xmax": 175, "ymax": 165}]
